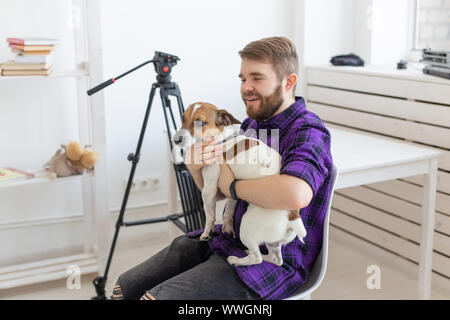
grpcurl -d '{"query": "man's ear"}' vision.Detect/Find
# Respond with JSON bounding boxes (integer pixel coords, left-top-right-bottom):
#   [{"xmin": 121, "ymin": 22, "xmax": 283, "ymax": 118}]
[
  {"xmin": 216, "ymin": 109, "xmax": 241, "ymax": 126},
  {"xmin": 285, "ymin": 73, "xmax": 297, "ymax": 91}
]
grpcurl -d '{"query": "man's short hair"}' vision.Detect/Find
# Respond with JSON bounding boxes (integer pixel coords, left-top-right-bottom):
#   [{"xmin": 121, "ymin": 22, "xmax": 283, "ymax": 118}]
[{"xmin": 239, "ymin": 36, "xmax": 298, "ymax": 95}]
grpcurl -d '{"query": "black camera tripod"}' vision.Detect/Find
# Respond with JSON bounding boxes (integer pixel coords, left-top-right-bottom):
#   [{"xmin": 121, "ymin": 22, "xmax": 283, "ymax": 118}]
[{"xmin": 87, "ymin": 51, "xmax": 206, "ymax": 300}]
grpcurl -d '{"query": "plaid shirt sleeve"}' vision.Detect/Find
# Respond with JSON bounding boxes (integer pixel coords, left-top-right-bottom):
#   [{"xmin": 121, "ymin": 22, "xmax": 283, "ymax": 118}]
[{"xmin": 280, "ymin": 123, "xmax": 331, "ymax": 196}]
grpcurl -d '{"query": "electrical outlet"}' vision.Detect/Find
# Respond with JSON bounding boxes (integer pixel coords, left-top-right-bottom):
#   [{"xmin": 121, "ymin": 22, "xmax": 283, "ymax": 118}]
[
  {"xmin": 122, "ymin": 179, "xmax": 138, "ymax": 192},
  {"xmin": 144, "ymin": 175, "xmax": 161, "ymax": 190},
  {"xmin": 124, "ymin": 175, "xmax": 162, "ymax": 192}
]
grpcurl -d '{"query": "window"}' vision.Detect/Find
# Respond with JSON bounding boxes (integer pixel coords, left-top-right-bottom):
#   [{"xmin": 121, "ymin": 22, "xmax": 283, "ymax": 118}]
[{"xmin": 414, "ymin": 0, "xmax": 450, "ymax": 50}]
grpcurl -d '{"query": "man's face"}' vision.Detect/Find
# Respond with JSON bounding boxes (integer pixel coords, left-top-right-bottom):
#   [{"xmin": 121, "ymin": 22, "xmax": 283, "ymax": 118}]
[{"xmin": 239, "ymin": 58, "xmax": 284, "ymax": 121}]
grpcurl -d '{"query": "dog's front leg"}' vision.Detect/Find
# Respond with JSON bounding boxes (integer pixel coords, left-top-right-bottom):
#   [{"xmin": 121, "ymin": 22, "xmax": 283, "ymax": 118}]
[
  {"xmin": 222, "ymin": 198, "xmax": 237, "ymax": 238},
  {"xmin": 199, "ymin": 164, "xmax": 221, "ymax": 241}
]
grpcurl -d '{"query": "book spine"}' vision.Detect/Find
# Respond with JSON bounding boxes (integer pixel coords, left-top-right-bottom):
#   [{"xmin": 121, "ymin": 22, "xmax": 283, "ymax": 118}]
[
  {"xmin": 7, "ymin": 38, "xmax": 59, "ymax": 46},
  {"xmin": 1, "ymin": 69, "xmax": 52, "ymax": 76},
  {"xmin": 9, "ymin": 44, "xmax": 54, "ymax": 51},
  {"xmin": 14, "ymin": 54, "xmax": 53, "ymax": 64},
  {"xmin": 6, "ymin": 38, "xmax": 24, "ymax": 45},
  {"xmin": 11, "ymin": 48, "xmax": 53, "ymax": 56}
]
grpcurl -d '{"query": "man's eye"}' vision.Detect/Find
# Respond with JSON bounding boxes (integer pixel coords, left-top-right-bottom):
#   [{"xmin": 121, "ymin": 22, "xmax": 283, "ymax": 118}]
[
  {"xmin": 254, "ymin": 78, "xmax": 263, "ymax": 81},
  {"xmin": 201, "ymin": 121, "xmax": 207, "ymax": 126}
]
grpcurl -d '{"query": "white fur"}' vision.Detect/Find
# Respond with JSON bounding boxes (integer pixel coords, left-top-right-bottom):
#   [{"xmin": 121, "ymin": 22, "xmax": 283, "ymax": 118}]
[{"xmin": 173, "ymin": 125, "xmax": 307, "ymax": 267}]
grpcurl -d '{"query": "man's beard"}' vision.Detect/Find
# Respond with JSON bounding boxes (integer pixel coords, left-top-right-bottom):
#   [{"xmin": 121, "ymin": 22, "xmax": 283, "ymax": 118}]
[{"xmin": 243, "ymin": 84, "xmax": 284, "ymax": 122}]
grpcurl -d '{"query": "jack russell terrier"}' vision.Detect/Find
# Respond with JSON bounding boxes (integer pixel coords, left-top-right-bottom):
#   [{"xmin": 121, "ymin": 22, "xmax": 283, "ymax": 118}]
[{"xmin": 172, "ymin": 102, "xmax": 307, "ymax": 267}]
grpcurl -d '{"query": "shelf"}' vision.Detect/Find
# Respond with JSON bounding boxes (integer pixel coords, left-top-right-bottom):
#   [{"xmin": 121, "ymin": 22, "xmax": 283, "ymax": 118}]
[
  {"xmin": 0, "ymin": 169, "xmax": 94, "ymax": 189},
  {"xmin": 0, "ymin": 68, "xmax": 89, "ymax": 80},
  {"xmin": 0, "ymin": 253, "xmax": 99, "ymax": 290}
]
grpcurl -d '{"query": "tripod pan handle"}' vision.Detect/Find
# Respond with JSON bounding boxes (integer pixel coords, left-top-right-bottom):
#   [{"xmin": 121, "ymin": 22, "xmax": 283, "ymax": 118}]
[{"xmin": 87, "ymin": 78, "xmax": 116, "ymax": 96}]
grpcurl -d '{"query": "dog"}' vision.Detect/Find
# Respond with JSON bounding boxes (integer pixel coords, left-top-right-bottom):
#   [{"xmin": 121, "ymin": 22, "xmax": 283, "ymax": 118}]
[{"xmin": 172, "ymin": 102, "xmax": 307, "ymax": 267}]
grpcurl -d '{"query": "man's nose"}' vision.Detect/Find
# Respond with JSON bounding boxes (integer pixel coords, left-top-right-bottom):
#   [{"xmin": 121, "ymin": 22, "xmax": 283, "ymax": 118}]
[{"xmin": 241, "ymin": 81, "xmax": 254, "ymax": 93}]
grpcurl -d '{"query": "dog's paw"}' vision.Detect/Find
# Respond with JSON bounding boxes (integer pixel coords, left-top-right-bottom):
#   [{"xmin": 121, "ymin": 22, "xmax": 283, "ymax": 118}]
[
  {"xmin": 262, "ymin": 254, "xmax": 283, "ymax": 266},
  {"xmin": 227, "ymin": 256, "xmax": 241, "ymax": 266},
  {"xmin": 222, "ymin": 223, "xmax": 236, "ymax": 238},
  {"xmin": 199, "ymin": 231, "xmax": 211, "ymax": 241}
]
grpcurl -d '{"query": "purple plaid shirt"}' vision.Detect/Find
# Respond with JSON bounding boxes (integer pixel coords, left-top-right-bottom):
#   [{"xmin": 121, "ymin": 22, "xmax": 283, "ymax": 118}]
[{"xmin": 188, "ymin": 97, "xmax": 334, "ymax": 300}]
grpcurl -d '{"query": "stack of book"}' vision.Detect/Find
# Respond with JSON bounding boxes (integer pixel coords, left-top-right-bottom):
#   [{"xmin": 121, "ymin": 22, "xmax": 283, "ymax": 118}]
[
  {"xmin": 0, "ymin": 37, "xmax": 59, "ymax": 76},
  {"xmin": 0, "ymin": 167, "xmax": 34, "ymax": 185}
]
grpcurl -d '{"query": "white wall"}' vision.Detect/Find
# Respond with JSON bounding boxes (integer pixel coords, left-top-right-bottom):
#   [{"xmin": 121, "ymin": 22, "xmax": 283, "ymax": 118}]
[
  {"xmin": 370, "ymin": 0, "xmax": 414, "ymax": 65},
  {"xmin": 0, "ymin": 0, "xmax": 296, "ymax": 266},
  {"xmin": 294, "ymin": 0, "xmax": 357, "ymax": 96},
  {"xmin": 303, "ymin": 0, "xmax": 356, "ymax": 65}
]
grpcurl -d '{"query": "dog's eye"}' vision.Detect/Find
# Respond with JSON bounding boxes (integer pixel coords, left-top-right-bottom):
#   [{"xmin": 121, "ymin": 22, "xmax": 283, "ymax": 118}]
[{"xmin": 200, "ymin": 120, "xmax": 207, "ymax": 127}]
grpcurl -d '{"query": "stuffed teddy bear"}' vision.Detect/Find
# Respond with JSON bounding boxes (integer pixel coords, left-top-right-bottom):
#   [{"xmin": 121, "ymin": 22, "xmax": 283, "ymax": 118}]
[
  {"xmin": 65, "ymin": 141, "xmax": 99, "ymax": 172},
  {"xmin": 44, "ymin": 141, "xmax": 99, "ymax": 179}
]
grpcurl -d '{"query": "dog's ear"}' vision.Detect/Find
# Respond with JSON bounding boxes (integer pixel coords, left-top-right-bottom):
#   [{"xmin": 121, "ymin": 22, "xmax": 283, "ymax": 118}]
[
  {"xmin": 182, "ymin": 105, "xmax": 195, "ymax": 123},
  {"xmin": 216, "ymin": 109, "xmax": 241, "ymax": 126}
]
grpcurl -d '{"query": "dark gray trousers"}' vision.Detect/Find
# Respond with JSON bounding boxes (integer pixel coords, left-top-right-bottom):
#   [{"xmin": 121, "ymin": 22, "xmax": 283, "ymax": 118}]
[{"xmin": 116, "ymin": 235, "xmax": 260, "ymax": 300}]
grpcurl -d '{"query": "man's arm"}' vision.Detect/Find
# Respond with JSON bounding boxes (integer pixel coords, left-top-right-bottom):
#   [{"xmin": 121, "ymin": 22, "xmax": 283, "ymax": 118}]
[
  {"xmin": 218, "ymin": 163, "xmax": 313, "ymax": 211},
  {"xmin": 236, "ymin": 174, "xmax": 313, "ymax": 210}
]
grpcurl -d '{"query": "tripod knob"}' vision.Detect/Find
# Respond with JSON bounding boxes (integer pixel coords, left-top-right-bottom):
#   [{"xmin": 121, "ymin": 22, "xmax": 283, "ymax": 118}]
[{"xmin": 127, "ymin": 153, "xmax": 140, "ymax": 163}]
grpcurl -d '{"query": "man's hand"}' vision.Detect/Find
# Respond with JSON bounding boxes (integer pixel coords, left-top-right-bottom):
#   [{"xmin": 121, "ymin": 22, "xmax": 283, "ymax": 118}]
[
  {"xmin": 185, "ymin": 138, "xmax": 223, "ymax": 171},
  {"xmin": 218, "ymin": 162, "xmax": 235, "ymax": 198}
]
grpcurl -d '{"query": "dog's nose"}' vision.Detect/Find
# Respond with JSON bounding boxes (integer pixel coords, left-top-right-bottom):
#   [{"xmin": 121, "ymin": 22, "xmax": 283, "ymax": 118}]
[{"xmin": 174, "ymin": 135, "xmax": 184, "ymax": 145}]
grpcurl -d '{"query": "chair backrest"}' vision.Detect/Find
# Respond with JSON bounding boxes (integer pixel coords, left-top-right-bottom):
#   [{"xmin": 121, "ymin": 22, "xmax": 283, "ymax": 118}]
[{"xmin": 284, "ymin": 163, "xmax": 339, "ymax": 300}]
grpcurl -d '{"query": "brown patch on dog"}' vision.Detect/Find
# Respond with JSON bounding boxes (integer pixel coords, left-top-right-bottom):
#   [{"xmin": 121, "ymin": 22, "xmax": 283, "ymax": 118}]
[
  {"xmin": 288, "ymin": 210, "xmax": 300, "ymax": 221},
  {"xmin": 182, "ymin": 102, "xmax": 233, "ymax": 138},
  {"xmin": 223, "ymin": 138, "xmax": 259, "ymax": 159}
]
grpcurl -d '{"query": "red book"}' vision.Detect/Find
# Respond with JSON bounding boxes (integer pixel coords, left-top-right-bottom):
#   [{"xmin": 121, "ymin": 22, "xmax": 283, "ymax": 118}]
[{"xmin": 7, "ymin": 37, "xmax": 59, "ymax": 46}]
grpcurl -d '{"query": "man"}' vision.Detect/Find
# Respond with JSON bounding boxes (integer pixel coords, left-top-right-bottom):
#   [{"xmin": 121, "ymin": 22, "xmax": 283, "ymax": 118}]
[{"xmin": 112, "ymin": 36, "xmax": 334, "ymax": 300}]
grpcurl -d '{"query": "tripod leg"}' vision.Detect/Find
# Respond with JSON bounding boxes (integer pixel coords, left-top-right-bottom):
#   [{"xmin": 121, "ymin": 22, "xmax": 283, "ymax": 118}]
[
  {"xmin": 92, "ymin": 84, "xmax": 158, "ymax": 300},
  {"xmin": 173, "ymin": 83, "xmax": 185, "ymax": 114},
  {"xmin": 160, "ymin": 84, "xmax": 205, "ymax": 233}
]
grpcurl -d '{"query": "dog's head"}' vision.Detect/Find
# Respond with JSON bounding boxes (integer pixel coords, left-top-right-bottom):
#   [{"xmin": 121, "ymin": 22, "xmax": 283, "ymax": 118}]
[{"xmin": 171, "ymin": 102, "xmax": 241, "ymax": 164}]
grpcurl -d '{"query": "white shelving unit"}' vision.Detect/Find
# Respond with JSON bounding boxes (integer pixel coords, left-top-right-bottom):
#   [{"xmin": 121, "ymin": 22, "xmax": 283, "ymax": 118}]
[{"xmin": 0, "ymin": 0, "xmax": 111, "ymax": 290}]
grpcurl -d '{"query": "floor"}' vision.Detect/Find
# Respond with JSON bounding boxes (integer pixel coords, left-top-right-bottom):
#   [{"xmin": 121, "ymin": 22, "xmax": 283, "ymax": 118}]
[{"xmin": 0, "ymin": 215, "xmax": 449, "ymax": 300}]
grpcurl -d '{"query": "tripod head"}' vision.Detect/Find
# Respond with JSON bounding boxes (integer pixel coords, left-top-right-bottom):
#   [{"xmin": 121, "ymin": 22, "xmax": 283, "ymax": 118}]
[
  {"xmin": 153, "ymin": 51, "xmax": 180, "ymax": 83},
  {"xmin": 87, "ymin": 51, "xmax": 180, "ymax": 96}
]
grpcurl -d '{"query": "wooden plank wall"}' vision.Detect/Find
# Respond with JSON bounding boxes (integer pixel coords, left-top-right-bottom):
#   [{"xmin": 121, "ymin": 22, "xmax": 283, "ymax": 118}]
[{"xmin": 305, "ymin": 67, "xmax": 450, "ymax": 278}]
